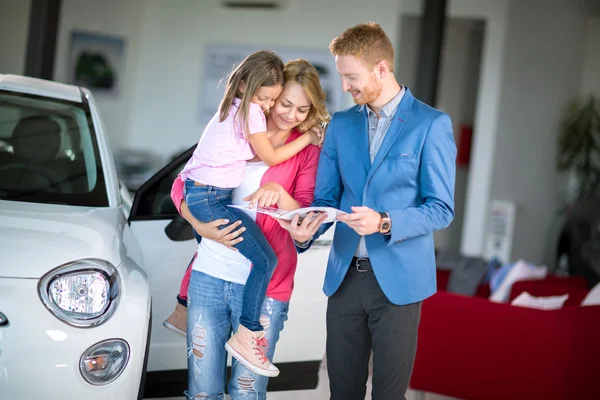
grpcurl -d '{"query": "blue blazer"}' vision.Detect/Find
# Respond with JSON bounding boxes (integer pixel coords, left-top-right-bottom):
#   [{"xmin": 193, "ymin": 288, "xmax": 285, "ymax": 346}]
[{"xmin": 308, "ymin": 88, "xmax": 456, "ymax": 305}]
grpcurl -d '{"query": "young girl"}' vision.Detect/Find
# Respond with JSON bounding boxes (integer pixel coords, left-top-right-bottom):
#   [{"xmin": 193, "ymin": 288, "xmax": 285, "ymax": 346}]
[{"xmin": 176, "ymin": 50, "xmax": 320, "ymax": 377}]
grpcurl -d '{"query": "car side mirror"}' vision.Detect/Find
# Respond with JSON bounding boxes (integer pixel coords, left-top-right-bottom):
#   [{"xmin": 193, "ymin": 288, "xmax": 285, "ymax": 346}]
[{"xmin": 165, "ymin": 215, "xmax": 195, "ymax": 241}]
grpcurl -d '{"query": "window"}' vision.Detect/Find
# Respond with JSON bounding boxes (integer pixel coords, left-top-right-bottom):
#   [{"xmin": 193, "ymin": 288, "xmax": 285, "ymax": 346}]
[
  {"xmin": 130, "ymin": 146, "xmax": 195, "ymax": 220},
  {"xmin": 0, "ymin": 91, "xmax": 108, "ymax": 207}
]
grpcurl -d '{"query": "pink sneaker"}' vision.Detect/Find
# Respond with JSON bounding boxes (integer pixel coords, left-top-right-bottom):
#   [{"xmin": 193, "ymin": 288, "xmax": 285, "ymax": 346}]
[
  {"xmin": 162, "ymin": 303, "xmax": 187, "ymax": 338},
  {"xmin": 225, "ymin": 325, "xmax": 279, "ymax": 377}
]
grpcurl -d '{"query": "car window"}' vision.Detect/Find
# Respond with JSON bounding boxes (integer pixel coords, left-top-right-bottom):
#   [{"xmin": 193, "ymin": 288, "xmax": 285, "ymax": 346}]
[
  {"xmin": 0, "ymin": 90, "xmax": 108, "ymax": 206},
  {"xmin": 129, "ymin": 147, "xmax": 193, "ymax": 220}
]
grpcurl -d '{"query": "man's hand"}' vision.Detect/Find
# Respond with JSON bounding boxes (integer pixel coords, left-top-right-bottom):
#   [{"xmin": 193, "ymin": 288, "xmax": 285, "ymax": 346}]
[
  {"xmin": 276, "ymin": 212, "xmax": 328, "ymax": 244},
  {"xmin": 336, "ymin": 206, "xmax": 381, "ymax": 236},
  {"xmin": 243, "ymin": 182, "xmax": 282, "ymax": 208}
]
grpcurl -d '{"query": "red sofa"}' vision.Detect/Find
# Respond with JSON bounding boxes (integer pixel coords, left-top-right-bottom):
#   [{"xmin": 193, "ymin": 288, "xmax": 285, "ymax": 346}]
[{"xmin": 410, "ymin": 270, "xmax": 600, "ymax": 400}]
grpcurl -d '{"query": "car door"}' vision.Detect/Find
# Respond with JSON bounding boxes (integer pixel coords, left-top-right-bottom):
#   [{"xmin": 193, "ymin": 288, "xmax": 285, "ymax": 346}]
[
  {"xmin": 128, "ymin": 146, "xmax": 331, "ymax": 379},
  {"xmin": 128, "ymin": 147, "xmax": 197, "ymax": 373}
]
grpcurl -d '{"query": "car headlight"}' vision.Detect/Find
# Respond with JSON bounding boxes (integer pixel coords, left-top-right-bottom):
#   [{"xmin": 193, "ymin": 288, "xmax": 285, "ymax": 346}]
[
  {"xmin": 80, "ymin": 339, "xmax": 130, "ymax": 385},
  {"xmin": 38, "ymin": 259, "xmax": 120, "ymax": 328}
]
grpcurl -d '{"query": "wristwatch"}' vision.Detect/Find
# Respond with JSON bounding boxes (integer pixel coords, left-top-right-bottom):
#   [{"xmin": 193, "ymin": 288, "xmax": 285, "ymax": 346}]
[{"xmin": 378, "ymin": 212, "xmax": 392, "ymax": 235}]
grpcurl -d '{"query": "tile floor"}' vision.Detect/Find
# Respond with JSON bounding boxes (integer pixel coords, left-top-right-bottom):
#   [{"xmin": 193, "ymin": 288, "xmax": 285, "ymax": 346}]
[
  {"xmin": 154, "ymin": 391, "xmax": 456, "ymax": 400},
  {"xmin": 152, "ymin": 389, "xmax": 457, "ymax": 400},
  {"xmin": 147, "ymin": 356, "xmax": 460, "ymax": 400}
]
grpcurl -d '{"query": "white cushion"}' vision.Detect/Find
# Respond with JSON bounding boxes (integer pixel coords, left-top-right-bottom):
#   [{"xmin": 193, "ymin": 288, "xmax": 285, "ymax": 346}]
[
  {"xmin": 489, "ymin": 260, "xmax": 548, "ymax": 303},
  {"xmin": 581, "ymin": 283, "xmax": 600, "ymax": 306},
  {"xmin": 511, "ymin": 292, "xmax": 569, "ymax": 310}
]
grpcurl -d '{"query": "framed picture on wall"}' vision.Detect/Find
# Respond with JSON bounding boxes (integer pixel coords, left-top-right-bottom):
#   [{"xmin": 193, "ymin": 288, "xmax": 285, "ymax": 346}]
[{"xmin": 68, "ymin": 30, "xmax": 126, "ymax": 96}]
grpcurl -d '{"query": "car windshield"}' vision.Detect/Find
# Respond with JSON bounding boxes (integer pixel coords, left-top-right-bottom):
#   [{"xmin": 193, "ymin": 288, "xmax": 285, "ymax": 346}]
[{"xmin": 0, "ymin": 90, "xmax": 108, "ymax": 206}]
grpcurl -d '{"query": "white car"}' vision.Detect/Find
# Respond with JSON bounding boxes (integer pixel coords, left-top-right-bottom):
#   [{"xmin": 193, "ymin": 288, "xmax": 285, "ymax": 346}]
[{"xmin": 0, "ymin": 74, "xmax": 329, "ymax": 399}]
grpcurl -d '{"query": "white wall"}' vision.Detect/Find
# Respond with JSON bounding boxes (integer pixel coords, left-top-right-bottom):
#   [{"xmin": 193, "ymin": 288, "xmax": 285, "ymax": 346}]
[
  {"xmin": 53, "ymin": 0, "xmax": 146, "ymax": 151},
  {"xmin": 398, "ymin": 16, "xmax": 484, "ymax": 253},
  {"xmin": 396, "ymin": 16, "xmax": 419, "ymax": 89},
  {"xmin": 400, "ymin": 0, "xmax": 511, "ymax": 259},
  {"xmin": 0, "ymin": 0, "xmax": 31, "ymax": 75},
  {"xmin": 401, "ymin": 0, "xmax": 592, "ymax": 265},
  {"xmin": 434, "ymin": 19, "xmax": 484, "ymax": 254},
  {"xmin": 580, "ymin": 16, "xmax": 600, "ymax": 97},
  {"xmin": 401, "ymin": 0, "xmax": 512, "ymax": 260},
  {"xmin": 124, "ymin": 0, "xmax": 405, "ymax": 161},
  {"xmin": 481, "ymin": 0, "xmax": 587, "ymax": 264}
]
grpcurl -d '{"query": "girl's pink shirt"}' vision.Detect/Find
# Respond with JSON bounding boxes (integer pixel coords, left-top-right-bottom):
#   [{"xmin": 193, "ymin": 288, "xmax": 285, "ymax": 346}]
[{"xmin": 179, "ymin": 99, "xmax": 266, "ymax": 188}]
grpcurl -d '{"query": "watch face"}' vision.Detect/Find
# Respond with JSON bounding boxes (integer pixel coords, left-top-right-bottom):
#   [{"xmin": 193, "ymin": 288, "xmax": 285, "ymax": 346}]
[{"xmin": 381, "ymin": 221, "xmax": 391, "ymax": 232}]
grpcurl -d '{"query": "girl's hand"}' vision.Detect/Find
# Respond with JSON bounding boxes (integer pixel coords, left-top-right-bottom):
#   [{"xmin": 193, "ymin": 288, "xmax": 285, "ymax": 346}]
[
  {"xmin": 308, "ymin": 125, "xmax": 326, "ymax": 147},
  {"xmin": 242, "ymin": 182, "xmax": 283, "ymax": 208}
]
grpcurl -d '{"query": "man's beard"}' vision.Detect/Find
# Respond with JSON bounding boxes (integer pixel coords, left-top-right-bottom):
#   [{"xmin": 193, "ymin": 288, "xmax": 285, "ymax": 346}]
[{"xmin": 353, "ymin": 76, "xmax": 383, "ymax": 105}]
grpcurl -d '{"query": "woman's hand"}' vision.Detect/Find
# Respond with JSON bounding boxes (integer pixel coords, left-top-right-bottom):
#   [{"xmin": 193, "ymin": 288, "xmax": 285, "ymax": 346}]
[
  {"xmin": 180, "ymin": 200, "xmax": 245, "ymax": 250},
  {"xmin": 276, "ymin": 212, "xmax": 328, "ymax": 244},
  {"xmin": 242, "ymin": 182, "xmax": 283, "ymax": 208},
  {"xmin": 199, "ymin": 219, "xmax": 245, "ymax": 250}
]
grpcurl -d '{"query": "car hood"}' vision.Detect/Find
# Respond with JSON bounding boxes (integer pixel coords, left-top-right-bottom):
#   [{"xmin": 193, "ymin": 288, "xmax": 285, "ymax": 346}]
[{"xmin": 0, "ymin": 201, "xmax": 126, "ymax": 279}]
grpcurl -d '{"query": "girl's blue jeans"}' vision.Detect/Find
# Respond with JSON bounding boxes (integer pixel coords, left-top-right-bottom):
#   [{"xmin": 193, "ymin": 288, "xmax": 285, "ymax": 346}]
[{"xmin": 183, "ymin": 179, "xmax": 278, "ymax": 332}]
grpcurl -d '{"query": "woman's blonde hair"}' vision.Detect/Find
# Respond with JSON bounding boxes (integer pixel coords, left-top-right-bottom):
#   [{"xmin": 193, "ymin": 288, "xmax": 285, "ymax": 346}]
[
  {"xmin": 218, "ymin": 50, "xmax": 284, "ymax": 136},
  {"xmin": 283, "ymin": 59, "xmax": 331, "ymax": 132}
]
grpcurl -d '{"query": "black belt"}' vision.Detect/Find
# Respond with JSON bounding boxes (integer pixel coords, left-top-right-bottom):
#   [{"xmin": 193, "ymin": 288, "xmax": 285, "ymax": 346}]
[{"xmin": 351, "ymin": 257, "xmax": 373, "ymax": 272}]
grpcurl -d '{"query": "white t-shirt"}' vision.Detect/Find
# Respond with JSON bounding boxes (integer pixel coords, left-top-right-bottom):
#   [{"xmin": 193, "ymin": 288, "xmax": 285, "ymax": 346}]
[{"xmin": 191, "ymin": 161, "xmax": 269, "ymax": 284}]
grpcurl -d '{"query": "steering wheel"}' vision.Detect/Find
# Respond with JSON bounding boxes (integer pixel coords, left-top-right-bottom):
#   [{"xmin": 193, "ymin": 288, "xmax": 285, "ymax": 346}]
[{"xmin": 0, "ymin": 164, "xmax": 63, "ymax": 192}]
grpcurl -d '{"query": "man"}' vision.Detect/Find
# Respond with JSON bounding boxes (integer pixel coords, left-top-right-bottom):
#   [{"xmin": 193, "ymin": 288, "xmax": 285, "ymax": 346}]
[{"xmin": 279, "ymin": 22, "xmax": 456, "ymax": 399}]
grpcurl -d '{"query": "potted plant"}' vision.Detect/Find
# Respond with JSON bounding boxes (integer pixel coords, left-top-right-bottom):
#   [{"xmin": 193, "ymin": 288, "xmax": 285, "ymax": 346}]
[
  {"xmin": 553, "ymin": 96, "xmax": 600, "ymax": 280},
  {"xmin": 556, "ymin": 95, "xmax": 600, "ymax": 205}
]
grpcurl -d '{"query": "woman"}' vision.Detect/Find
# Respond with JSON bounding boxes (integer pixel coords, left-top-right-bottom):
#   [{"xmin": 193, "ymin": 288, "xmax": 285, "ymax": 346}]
[{"xmin": 171, "ymin": 58, "xmax": 330, "ymax": 399}]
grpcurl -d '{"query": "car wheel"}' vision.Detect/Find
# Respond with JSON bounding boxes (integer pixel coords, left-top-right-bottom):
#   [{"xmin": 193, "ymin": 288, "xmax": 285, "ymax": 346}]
[{"xmin": 556, "ymin": 240, "xmax": 571, "ymax": 277}]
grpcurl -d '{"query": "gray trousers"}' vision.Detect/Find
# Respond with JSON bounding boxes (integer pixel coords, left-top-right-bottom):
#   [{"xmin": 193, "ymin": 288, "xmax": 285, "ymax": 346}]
[{"xmin": 326, "ymin": 265, "xmax": 422, "ymax": 400}]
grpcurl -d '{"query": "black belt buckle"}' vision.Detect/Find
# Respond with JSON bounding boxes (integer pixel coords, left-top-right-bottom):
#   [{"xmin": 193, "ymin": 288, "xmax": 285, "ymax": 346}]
[{"xmin": 355, "ymin": 257, "xmax": 370, "ymax": 272}]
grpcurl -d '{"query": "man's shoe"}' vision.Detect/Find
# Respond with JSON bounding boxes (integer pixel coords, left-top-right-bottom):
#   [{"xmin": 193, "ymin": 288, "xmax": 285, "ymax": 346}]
[
  {"xmin": 162, "ymin": 303, "xmax": 187, "ymax": 338},
  {"xmin": 225, "ymin": 325, "xmax": 279, "ymax": 377}
]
